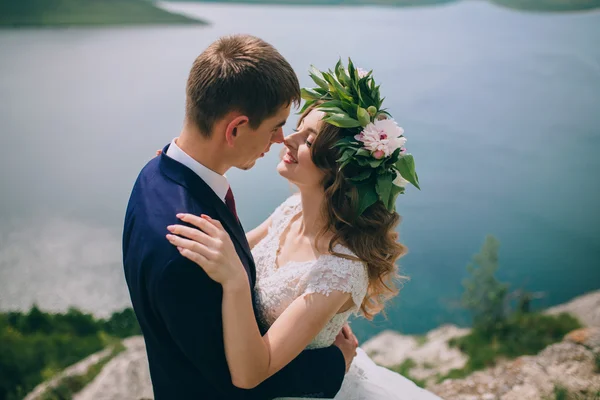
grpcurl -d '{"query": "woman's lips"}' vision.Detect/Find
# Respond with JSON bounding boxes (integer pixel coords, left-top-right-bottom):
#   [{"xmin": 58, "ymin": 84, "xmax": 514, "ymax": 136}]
[{"xmin": 283, "ymin": 151, "xmax": 298, "ymax": 164}]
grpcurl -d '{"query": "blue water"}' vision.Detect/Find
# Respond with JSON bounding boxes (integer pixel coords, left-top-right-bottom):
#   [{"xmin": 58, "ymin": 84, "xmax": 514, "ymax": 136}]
[{"xmin": 0, "ymin": 1, "xmax": 598, "ymax": 339}]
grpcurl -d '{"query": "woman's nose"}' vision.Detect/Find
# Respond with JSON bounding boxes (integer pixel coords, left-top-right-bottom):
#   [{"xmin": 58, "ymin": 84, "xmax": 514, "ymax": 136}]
[{"xmin": 283, "ymin": 134, "xmax": 296, "ymax": 149}]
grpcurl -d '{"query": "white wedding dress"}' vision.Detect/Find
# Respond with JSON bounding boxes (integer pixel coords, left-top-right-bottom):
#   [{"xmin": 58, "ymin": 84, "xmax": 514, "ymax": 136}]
[{"xmin": 252, "ymin": 195, "xmax": 442, "ymax": 400}]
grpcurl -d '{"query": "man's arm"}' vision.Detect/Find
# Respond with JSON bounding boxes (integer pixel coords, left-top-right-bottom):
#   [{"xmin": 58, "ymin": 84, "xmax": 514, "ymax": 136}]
[
  {"xmin": 152, "ymin": 256, "xmax": 244, "ymax": 398},
  {"xmin": 254, "ymin": 344, "xmax": 346, "ymax": 399}
]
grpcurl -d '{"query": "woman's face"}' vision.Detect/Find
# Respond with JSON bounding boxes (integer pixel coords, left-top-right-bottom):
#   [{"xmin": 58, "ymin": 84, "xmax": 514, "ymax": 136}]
[{"xmin": 277, "ymin": 109, "xmax": 326, "ymax": 189}]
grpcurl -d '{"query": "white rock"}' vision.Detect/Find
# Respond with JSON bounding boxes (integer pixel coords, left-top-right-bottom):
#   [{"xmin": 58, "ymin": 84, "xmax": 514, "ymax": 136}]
[
  {"xmin": 545, "ymin": 290, "xmax": 600, "ymax": 328},
  {"xmin": 74, "ymin": 336, "xmax": 153, "ymax": 400}
]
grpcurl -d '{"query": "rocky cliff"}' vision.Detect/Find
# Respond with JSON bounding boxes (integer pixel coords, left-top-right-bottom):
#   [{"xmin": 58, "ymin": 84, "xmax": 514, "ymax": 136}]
[{"xmin": 25, "ymin": 290, "xmax": 600, "ymax": 400}]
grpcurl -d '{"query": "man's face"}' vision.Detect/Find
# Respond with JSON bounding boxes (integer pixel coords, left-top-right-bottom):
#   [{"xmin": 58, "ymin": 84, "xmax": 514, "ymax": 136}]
[{"xmin": 232, "ymin": 103, "xmax": 291, "ymax": 170}]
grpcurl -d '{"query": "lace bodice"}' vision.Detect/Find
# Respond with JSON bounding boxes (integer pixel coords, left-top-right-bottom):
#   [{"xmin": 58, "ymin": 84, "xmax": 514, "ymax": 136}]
[{"xmin": 252, "ymin": 195, "xmax": 368, "ymax": 349}]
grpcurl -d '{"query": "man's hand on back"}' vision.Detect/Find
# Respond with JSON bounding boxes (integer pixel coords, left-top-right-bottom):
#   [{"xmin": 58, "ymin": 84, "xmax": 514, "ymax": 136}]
[{"xmin": 334, "ymin": 323, "xmax": 358, "ymax": 372}]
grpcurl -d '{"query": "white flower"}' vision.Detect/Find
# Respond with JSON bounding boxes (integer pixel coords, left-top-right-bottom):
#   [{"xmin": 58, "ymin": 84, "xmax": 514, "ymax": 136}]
[
  {"xmin": 393, "ymin": 170, "xmax": 409, "ymax": 187},
  {"xmin": 347, "ymin": 67, "xmax": 369, "ymax": 79},
  {"xmin": 357, "ymin": 67, "xmax": 369, "ymax": 78},
  {"xmin": 354, "ymin": 118, "xmax": 406, "ymax": 158}
]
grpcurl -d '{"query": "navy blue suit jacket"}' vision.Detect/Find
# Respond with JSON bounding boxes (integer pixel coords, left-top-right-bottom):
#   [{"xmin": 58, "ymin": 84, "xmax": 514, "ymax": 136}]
[{"xmin": 123, "ymin": 144, "xmax": 345, "ymax": 399}]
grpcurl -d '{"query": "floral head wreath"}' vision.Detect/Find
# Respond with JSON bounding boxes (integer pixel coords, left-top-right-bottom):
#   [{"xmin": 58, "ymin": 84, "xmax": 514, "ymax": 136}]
[{"xmin": 300, "ymin": 58, "xmax": 420, "ymax": 216}]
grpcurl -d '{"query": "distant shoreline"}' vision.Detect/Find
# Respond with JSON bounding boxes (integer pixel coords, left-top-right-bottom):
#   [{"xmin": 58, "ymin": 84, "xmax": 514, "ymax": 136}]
[
  {"xmin": 2, "ymin": 0, "xmax": 599, "ymax": 29},
  {"xmin": 0, "ymin": 0, "xmax": 208, "ymax": 28},
  {"xmin": 166, "ymin": 0, "xmax": 600, "ymax": 13}
]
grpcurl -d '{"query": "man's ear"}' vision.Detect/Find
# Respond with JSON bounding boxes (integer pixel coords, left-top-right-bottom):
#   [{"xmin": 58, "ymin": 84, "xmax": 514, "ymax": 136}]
[{"xmin": 225, "ymin": 116, "xmax": 249, "ymax": 147}]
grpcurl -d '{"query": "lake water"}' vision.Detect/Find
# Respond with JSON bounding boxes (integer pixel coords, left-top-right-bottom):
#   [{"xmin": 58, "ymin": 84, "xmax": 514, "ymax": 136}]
[{"xmin": 0, "ymin": 1, "xmax": 599, "ymax": 339}]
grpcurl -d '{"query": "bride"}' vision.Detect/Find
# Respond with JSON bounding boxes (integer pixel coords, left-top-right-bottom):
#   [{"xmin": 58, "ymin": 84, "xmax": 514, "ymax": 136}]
[{"xmin": 165, "ymin": 60, "xmax": 441, "ymax": 400}]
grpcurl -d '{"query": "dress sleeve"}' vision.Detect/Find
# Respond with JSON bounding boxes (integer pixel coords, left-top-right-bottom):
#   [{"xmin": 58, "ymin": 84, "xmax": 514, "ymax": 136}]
[{"xmin": 301, "ymin": 253, "xmax": 369, "ymax": 312}]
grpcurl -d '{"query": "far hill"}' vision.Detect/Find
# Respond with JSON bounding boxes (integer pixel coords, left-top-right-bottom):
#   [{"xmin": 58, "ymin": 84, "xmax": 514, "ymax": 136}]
[
  {"xmin": 0, "ymin": 0, "xmax": 207, "ymax": 28},
  {"xmin": 168, "ymin": 0, "xmax": 600, "ymax": 12}
]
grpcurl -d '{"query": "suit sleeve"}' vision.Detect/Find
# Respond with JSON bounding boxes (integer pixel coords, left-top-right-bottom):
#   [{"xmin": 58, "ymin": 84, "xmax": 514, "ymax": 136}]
[
  {"xmin": 153, "ymin": 256, "xmax": 244, "ymax": 398},
  {"xmin": 253, "ymin": 345, "xmax": 346, "ymax": 399},
  {"xmin": 153, "ymin": 256, "xmax": 346, "ymax": 399}
]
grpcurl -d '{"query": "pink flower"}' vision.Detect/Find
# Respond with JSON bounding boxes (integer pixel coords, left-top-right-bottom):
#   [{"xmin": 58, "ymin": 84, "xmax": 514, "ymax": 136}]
[
  {"xmin": 354, "ymin": 119, "xmax": 406, "ymax": 158},
  {"xmin": 373, "ymin": 150, "xmax": 385, "ymax": 159}
]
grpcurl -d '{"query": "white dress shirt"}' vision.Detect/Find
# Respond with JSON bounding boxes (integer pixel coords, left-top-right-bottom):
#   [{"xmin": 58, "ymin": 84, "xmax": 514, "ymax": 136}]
[{"xmin": 165, "ymin": 138, "xmax": 229, "ymax": 203}]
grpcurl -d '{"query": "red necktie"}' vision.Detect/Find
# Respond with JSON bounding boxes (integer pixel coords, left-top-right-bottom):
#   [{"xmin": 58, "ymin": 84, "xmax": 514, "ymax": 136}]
[{"xmin": 225, "ymin": 187, "xmax": 238, "ymax": 220}]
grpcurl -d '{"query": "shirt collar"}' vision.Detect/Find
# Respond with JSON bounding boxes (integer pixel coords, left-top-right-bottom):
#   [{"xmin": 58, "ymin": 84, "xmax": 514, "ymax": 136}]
[{"xmin": 165, "ymin": 138, "xmax": 229, "ymax": 202}]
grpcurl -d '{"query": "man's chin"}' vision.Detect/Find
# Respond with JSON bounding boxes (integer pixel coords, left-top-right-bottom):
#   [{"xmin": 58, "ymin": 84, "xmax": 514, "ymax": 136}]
[{"xmin": 237, "ymin": 160, "xmax": 257, "ymax": 171}]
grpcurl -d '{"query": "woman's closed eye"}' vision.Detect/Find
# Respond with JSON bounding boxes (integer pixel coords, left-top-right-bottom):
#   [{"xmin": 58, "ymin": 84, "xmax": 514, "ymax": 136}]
[{"xmin": 305, "ymin": 139, "xmax": 313, "ymax": 148}]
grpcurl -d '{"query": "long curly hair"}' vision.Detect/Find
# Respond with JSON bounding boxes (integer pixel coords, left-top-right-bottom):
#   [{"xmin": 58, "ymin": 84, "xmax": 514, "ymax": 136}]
[{"xmin": 299, "ymin": 106, "xmax": 408, "ymax": 319}]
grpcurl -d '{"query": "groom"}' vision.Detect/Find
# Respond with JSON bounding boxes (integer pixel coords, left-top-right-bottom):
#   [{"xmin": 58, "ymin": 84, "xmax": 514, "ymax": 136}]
[{"xmin": 123, "ymin": 35, "xmax": 358, "ymax": 399}]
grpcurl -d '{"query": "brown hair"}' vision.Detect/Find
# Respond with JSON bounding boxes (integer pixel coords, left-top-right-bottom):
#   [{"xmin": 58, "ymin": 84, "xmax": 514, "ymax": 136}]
[
  {"xmin": 300, "ymin": 107, "xmax": 408, "ymax": 320},
  {"xmin": 186, "ymin": 34, "xmax": 301, "ymax": 136}
]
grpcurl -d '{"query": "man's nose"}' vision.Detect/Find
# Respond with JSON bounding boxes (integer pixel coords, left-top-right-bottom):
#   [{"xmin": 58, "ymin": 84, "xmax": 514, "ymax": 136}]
[{"xmin": 272, "ymin": 128, "xmax": 284, "ymax": 144}]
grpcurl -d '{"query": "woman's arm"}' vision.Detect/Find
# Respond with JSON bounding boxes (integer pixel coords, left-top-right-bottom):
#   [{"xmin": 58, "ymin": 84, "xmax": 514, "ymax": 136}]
[
  {"xmin": 166, "ymin": 213, "xmax": 354, "ymax": 389},
  {"xmin": 221, "ymin": 279, "xmax": 351, "ymax": 388},
  {"xmin": 246, "ymin": 216, "xmax": 271, "ymax": 249}
]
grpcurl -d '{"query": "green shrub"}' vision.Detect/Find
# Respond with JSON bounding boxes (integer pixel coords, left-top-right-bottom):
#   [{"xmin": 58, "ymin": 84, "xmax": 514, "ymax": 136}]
[
  {"xmin": 389, "ymin": 358, "xmax": 427, "ymax": 388},
  {"xmin": 0, "ymin": 306, "xmax": 139, "ymax": 400},
  {"xmin": 441, "ymin": 312, "xmax": 581, "ymax": 380}
]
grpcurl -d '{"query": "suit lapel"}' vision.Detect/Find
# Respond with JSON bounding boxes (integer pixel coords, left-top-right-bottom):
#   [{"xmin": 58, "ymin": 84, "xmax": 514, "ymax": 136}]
[
  {"xmin": 211, "ymin": 201, "xmax": 256, "ymax": 286},
  {"xmin": 158, "ymin": 144, "xmax": 256, "ymax": 287}
]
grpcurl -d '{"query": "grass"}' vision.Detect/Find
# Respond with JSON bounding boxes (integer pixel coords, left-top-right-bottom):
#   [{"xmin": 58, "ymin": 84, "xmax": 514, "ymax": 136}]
[
  {"xmin": 0, "ymin": 0, "xmax": 207, "ymax": 28},
  {"xmin": 38, "ymin": 341, "xmax": 125, "ymax": 400},
  {"xmin": 547, "ymin": 386, "xmax": 600, "ymax": 400},
  {"xmin": 388, "ymin": 358, "xmax": 428, "ymax": 388},
  {"xmin": 554, "ymin": 386, "xmax": 570, "ymax": 400},
  {"xmin": 438, "ymin": 312, "xmax": 581, "ymax": 382},
  {"xmin": 595, "ymin": 353, "xmax": 600, "ymax": 374},
  {"xmin": 415, "ymin": 335, "xmax": 428, "ymax": 347}
]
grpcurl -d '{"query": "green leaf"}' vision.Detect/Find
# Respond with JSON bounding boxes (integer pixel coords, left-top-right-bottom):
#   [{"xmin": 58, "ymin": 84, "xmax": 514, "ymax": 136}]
[
  {"xmin": 355, "ymin": 148, "xmax": 371, "ymax": 157},
  {"xmin": 320, "ymin": 100, "xmax": 345, "ymax": 109},
  {"xmin": 332, "ymin": 136, "xmax": 359, "ymax": 148},
  {"xmin": 348, "ymin": 58, "xmax": 357, "ymax": 81},
  {"xmin": 309, "ymin": 66, "xmax": 329, "ymax": 90},
  {"xmin": 357, "ymin": 106, "xmax": 371, "ymax": 127},
  {"xmin": 298, "ymin": 100, "xmax": 314, "ymax": 114},
  {"xmin": 335, "ymin": 59, "xmax": 350, "ymax": 84},
  {"xmin": 339, "ymin": 158, "xmax": 352, "ymax": 170},
  {"xmin": 388, "ymin": 184, "xmax": 405, "ymax": 212},
  {"xmin": 322, "ymin": 71, "xmax": 352, "ymax": 101},
  {"xmin": 395, "ymin": 154, "xmax": 420, "ymax": 190},
  {"xmin": 356, "ymin": 183, "xmax": 378, "ymax": 215},
  {"xmin": 376, "ymin": 172, "xmax": 394, "ymax": 210},
  {"xmin": 358, "ymin": 79, "xmax": 376, "ymax": 108},
  {"xmin": 349, "ymin": 169, "xmax": 372, "ymax": 182},
  {"xmin": 339, "ymin": 101, "xmax": 358, "ymax": 117},
  {"xmin": 369, "ymin": 158, "xmax": 384, "ymax": 168},
  {"xmin": 301, "ymin": 88, "xmax": 323, "ymax": 101},
  {"xmin": 323, "ymin": 114, "xmax": 361, "ymax": 129},
  {"xmin": 319, "ymin": 107, "xmax": 347, "ymax": 116},
  {"xmin": 336, "ymin": 152, "xmax": 351, "ymax": 164},
  {"xmin": 336, "ymin": 148, "xmax": 355, "ymax": 164}
]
